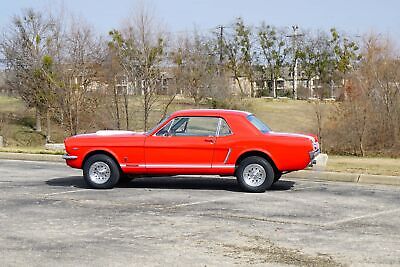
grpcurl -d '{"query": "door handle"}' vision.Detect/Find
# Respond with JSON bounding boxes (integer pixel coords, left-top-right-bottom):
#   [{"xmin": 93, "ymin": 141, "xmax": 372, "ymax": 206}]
[{"xmin": 204, "ymin": 138, "xmax": 215, "ymax": 144}]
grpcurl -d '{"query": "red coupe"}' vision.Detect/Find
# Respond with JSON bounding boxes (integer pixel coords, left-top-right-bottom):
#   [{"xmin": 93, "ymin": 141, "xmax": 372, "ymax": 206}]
[{"xmin": 63, "ymin": 109, "xmax": 319, "ymax": 192}]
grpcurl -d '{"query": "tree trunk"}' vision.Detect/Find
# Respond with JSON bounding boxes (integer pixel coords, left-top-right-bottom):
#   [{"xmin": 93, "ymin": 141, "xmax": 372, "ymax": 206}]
[
  {"xmin": 235, "ymin": 75, "xmax": 244, "ymax": 98},
  {"xmin": 159, "ymin": 94, "xmax": 176, "ymax": 123},
  {"xmin": 123, "ymin": 92, "xmax": 129, "ymax": 130},
  {"xmin": 272, "ymin": 74, "xmax": 277, "ymax": 98},
  {"xmin": 35, "ymin": 108, "xmax": 42, "ymax": 132},
  {"xmin": 113, "ymin": 84, "xmax": 121, "ymax": 130},
  {"xmin": 359, "ymin": 139, "xmax": 365, "ymax": 157},
  {"xmin": 46, "ymin": 109, "xmax": 51, "ymax": 143},
  {"xmin": 144, "ymin": 88, "xmax": 149, "ymax": 132}
]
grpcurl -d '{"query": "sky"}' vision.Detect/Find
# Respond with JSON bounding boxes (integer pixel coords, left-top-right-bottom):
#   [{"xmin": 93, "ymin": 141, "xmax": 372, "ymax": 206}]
[{"xmin": 1, "ymin": 0, "xmax": 400, "ymax": 40}]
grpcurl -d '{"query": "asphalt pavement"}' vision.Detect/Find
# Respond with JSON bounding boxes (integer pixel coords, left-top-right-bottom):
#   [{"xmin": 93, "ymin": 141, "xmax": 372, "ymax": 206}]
[{"xmin": 1, "ymin": 159, "xmax": 400, "ymax": 266}]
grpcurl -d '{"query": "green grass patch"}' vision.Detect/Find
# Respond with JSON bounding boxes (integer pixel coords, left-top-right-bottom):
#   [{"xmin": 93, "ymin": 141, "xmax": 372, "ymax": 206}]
[
  {"xmin": 327, "ymin": 155, "xmax": 400, "ymax": 176},
  {"xmin": 0, "ymin": 96, "xmax": 25, "ymax": 113}
]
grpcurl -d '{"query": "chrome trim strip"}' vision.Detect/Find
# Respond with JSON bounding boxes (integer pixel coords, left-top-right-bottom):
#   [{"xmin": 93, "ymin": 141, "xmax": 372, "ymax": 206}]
[
  {"xmin": 62, "ymin": 154, "xmax": 78, "ymax": 160},
  {"xmin": 120, "ymin": 163, "xmax": 235, "ymax": 169},
  {"xmin": 223, "ymin": 148, "xmax": 232, "ymax": 164},
  {"xmin": 212, "ymin": 164, "xmax": 235, "ymax": 169}
]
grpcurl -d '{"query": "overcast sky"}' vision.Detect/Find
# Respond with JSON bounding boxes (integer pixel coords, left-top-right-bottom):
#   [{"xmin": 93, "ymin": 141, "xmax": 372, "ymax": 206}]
[{"xmin": 1, "ymin": 0, "xmax": 399, "ymax": 40}]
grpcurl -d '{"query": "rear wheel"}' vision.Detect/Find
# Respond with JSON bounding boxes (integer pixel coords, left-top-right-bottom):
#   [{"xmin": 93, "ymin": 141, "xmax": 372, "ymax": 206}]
[
  {"xmin": 83, "ymin": 154, "xmax": 120, "ymax": 189},
  {"xmin": 236, "ymin": 156, "xmax": 274, "ymax": 193}
]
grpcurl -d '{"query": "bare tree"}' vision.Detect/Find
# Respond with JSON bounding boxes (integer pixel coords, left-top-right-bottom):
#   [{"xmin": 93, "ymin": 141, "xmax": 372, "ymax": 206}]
[
  {"xmin": 258, "ymin": 24, "xmax": 289, "ymax": 98},
  {"xmin": 326, "ymin": 34, "xmax": 399, "ymax": 156},
  {"xmin": 0, "ymin": 9, "xmax": 59, "ymax": 132},
  {"xmin": 222, "ymin": 18, "xmax": 255, "ymax": 97},
  {"xmin": 102, "ymin": 49, "xmax": 123, "ymax": 129},
  {"xmin": 171, "ymin": 33, "xmax": 222, "ymax": 105},
  {"xmin": 58, "ymin": 19, "xmax": 105, "ymax": 135},
  {"xmin": 109, "ymin": 6, "xmax": 165, "ymax": 131}
]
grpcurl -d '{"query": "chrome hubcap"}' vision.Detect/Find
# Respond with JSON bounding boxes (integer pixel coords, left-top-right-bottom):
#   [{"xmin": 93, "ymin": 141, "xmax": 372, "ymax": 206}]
[
  {"xmin": 243, "ymin": 164, "xmax": 266, "ymax": 187},
  {"xmin": 89, "ymin": 162, "xmax": 111, "ymax": 184}
]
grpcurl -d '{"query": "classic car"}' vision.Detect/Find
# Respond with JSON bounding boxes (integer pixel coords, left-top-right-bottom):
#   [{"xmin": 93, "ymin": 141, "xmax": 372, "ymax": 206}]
[{"xmin": 63, "ymin": 109, "xmax": 320, "ymax": 192}]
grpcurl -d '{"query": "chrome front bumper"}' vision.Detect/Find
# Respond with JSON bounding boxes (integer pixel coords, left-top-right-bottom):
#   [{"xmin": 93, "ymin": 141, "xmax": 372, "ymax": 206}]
[{"xmin": 62, "ymin": 154, "xmax": 78, "ymax": 160}]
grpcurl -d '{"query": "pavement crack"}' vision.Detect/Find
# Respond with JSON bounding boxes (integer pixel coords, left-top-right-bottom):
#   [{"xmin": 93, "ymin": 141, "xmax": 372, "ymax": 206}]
[
  {"xmin": 324, "ymin": 207, "xmax": 400, "ymax": 227},
  {"xmin": 203, "ymin": 212, "xmax": 325, "ymax": 227}
]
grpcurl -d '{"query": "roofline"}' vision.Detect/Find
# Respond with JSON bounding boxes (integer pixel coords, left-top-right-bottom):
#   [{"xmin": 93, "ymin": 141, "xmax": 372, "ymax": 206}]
[{"xmin": 170, "ymin": 109, "xmax": 251, "ymax": 117}]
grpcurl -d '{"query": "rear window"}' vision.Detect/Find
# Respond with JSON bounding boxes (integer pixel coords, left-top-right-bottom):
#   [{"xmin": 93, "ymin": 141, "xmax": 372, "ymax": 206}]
[{"xmin": 247, "ymin": 115, "xmax": 271, "ymax": 133}]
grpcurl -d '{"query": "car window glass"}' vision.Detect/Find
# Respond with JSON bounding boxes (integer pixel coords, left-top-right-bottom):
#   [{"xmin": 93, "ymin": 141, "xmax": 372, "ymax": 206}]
[
  {"xmin": 155, "ymin": 120, "xmax": 173, "ymax": 136},
  {"xmin": 247, "ymin": 115, "xmax": 271, "ymax": 133},
  {"xmin": 169, "ymin": 117, "xmax": 188, "ymax": 134},
  {"xmin": 219, "ymin": 119, "xmax": 232, "ymax": 136},
  {"xmin": 169, "ymin": 117, "xmax": 219, "ymax": 136}
]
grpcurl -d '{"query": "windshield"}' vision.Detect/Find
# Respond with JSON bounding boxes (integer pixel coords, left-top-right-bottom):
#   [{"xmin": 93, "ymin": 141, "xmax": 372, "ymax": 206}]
[
  {"xmin": 147, "ymin": 115, "xmax": 171, "ymax": 135},
  {"xmin": 247, "ymin": 115, "xmax": 271, "ymax": 133}
]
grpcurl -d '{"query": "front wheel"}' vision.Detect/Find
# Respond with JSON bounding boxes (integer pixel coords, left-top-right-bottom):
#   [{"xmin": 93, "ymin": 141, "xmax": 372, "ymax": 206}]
[
  {"xmin": 236, "ymin": 156, "xmax": 275, "ymax": 193},
  {"xmin": 83, "ymin": 154, "xmax": 120, "ymax": 189},
  {"xmin": 273, "ymin": 171, "xmax": 282, "ymax": 183}
]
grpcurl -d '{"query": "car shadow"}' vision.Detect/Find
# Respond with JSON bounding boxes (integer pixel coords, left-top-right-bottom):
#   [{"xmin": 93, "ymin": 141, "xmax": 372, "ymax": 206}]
[
  {"xmin": 46, "ymin": 176, "xmax": 295, "ymax": 192},
  {"xmin": 46, "ymin": 176, "xmax": 90, "ymax": 189}
]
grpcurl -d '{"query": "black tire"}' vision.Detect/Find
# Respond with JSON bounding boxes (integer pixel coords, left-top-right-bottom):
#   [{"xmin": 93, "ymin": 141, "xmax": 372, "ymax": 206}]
[
  {"xmin": 236, "ymin": 156, "xmax": 275, "ymax": 193},
  {"xmin": 83, "ymin": 154, "xmax": 120, "ymax": 189},
  {"xmin": 273, "ymin": 171, "xmax": 282, "ymax": 183}
]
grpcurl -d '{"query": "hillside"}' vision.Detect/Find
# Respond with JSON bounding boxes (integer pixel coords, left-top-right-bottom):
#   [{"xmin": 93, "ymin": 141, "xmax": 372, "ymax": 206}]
[{"xmin": 0, "ymin": 95, "xmax": 333, "ymax": 146}]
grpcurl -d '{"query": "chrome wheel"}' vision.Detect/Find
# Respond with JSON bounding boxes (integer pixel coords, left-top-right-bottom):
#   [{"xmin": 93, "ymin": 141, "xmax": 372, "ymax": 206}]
[
  {"xmin": 243, "ymin": 163, "xmax": 266, "ymax": 187},
  {"xmin": 88, "ymin": 162, "xmax": 111, "ymax": 184}
]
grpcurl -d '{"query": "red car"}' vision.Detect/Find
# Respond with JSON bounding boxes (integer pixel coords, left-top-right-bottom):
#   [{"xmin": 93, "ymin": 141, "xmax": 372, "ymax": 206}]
[{"xmin": 63, "ymin": 109, "xmax": 319, "ymax": 192}]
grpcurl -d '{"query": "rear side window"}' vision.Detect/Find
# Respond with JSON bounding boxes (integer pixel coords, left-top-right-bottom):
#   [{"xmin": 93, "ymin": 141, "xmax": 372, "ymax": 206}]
[
  {"xmin": 219, "ymin": 119, "xmax": 232, "ymax": 136},
  {"xmin": 247, "ymin": 115, "xmax": 271, "ymax": 133}
]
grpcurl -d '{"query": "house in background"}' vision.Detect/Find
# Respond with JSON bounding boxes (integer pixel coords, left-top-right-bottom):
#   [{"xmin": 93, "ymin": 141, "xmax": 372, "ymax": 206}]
[{"xmin": 231, "ymin": 66, "xmax": 341, "ymax": 99}]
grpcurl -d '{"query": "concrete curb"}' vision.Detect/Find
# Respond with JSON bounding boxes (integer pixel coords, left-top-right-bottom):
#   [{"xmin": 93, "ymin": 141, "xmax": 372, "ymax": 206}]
[
  {"xmin": 285, "ymin": 170, "xmax": 400, "ymax": 186},
  {"xmin": 0, "ymin": 152, "xmax": 399, "ymax": 187},
  {"xmin": 0, "ymin": 152, "xmax": 63, "ymax": 162}
]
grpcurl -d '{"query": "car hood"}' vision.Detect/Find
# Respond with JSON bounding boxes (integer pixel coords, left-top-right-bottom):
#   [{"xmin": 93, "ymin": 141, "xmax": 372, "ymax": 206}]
[
  {"xmin": 70, "ymin": 130, "xmax": 146, "ymax": 138},
  {"xmin": 95, "ymin": 130, "xmax": 145, "ymax": 136}
]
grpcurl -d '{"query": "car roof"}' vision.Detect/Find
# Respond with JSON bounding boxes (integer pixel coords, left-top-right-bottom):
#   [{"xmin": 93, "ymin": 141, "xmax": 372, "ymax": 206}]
[{"xmin": 171, "ymin": 109, "xmax": 251, "ymax": 118}]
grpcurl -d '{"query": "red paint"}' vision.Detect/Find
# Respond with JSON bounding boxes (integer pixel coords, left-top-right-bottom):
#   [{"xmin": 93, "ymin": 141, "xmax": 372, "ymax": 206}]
[{"xmin": 64, "ymin": 109, "xmax": 319, "ymax": 175}]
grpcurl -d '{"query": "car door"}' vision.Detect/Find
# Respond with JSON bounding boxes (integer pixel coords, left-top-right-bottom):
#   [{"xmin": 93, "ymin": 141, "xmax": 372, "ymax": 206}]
[
  {"xmin": 144, "ymin": 116, "xmax": 219, "ymax": 173},
  {"xmin": 212, "ymin": 118, "xmax": 236, "ymax": 168}
]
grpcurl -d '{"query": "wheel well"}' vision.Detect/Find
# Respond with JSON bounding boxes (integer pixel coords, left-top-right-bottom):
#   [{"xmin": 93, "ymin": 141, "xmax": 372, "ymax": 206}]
[
  {"xmin": 235, "ymin": 151, "xmax": 280, "ymax": 176},
  {"xmin": 82, "ymin": 150, "xmax": 121, "ymax": 171}
]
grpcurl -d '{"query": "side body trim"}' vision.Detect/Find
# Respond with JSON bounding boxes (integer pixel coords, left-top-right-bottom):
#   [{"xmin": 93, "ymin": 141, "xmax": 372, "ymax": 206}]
[
  {"xmin": 120, "ymin": 163, "xmax": 235, "ymax": 169},
  {"xmin": 223, "ymin": 148, "xmax": 232, "ymax": 164}
]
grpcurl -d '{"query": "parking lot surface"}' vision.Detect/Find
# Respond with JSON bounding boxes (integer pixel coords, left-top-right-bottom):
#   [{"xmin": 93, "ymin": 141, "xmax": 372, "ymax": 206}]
[{"xmin": 0, "ymin": 159, "xmax": 400, "ymax": 266}]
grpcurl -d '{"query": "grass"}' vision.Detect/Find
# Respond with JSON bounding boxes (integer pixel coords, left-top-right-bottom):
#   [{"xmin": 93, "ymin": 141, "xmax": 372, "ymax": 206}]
[
  {"xmin": 248, "ymin": 98, "xmax": 334, "ymax": 133},
  {"xmin": 0, "ymin": 95, "xmax": 24, "ymax": 113},
  {"xmin": 326, "ymin": 155, "xmax": 400, "ymax": 176}
]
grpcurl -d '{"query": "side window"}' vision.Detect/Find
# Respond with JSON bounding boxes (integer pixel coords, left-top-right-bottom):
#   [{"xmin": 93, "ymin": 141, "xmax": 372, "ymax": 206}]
[
  {"xmin": 183, "ymin": 117, "xmax": 219, "ymax": 136},
  {"xmin": 219, "ymin": 119, "xmax": 232, "ymax": 136},
  {"xmin": 157, "ymin": 117, "xmax": 219, "ymax": 136}
]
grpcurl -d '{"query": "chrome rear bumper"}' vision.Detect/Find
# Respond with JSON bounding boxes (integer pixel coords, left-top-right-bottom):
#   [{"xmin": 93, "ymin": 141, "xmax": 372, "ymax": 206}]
[
  {"xmin": 62, "ymin": 154, "xmax": 78, "ymax": 160},
  {"xmin": 308, "ymin": 149, "xmax": 320, "ymax": 166}
]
